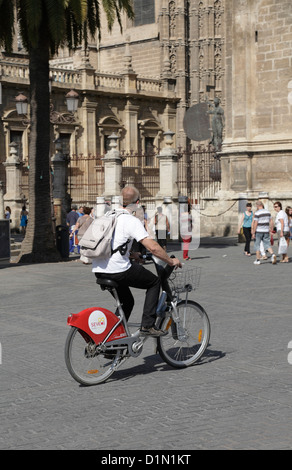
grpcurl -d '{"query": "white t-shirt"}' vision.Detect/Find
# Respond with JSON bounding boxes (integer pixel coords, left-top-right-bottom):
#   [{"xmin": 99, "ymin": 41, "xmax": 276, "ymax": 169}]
[
  {"xmin": 275, "ymin": 210, "xmax": 289, "ymax": 232},
  {"xmin": 92, "ymin": 213, "xmax": 149, "ymax": 274}
]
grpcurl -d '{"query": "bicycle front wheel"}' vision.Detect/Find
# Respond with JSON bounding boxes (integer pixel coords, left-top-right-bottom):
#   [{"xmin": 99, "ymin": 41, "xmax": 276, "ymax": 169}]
[
  {"xmin": 157, "ymin": 300, "xmax": 210, "ymax": 368},
  {"xmin": 65, "ymin": 327, "xmax": 121, "ymax": 386}
]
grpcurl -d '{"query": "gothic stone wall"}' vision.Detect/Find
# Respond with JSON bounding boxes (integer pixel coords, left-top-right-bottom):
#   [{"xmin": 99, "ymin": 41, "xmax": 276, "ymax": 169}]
[
  {"xmin": 222, "ymin": 0, "xmax": 292, "ymax": 195},
  {"xmin": 200, "ymin": 0, "xmax": 292, "ymax": 237}
]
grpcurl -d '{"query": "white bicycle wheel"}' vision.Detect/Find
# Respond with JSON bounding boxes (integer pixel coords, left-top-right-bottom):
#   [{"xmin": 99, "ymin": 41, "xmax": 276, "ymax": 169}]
[{"xmin": 157, "ymin": 300, "xmax": 210, "ymax": 368}]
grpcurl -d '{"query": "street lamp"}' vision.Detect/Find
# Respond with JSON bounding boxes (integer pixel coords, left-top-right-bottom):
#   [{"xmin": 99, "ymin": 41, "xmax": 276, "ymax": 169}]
[
  {"xmin": 15, "ymin": 89, "xmax": 79, "ymax": 124},
  {"xmin": 15, "ymin": 92, "xmax": 28, "ymax": 115},
  {"xmin": 65, "ymin": 89, "xmax": 79, "ymax": 113}
]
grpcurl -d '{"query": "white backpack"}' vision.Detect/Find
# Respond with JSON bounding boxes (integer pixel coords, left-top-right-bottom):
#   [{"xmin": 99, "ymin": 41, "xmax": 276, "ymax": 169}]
[{"xmin": 79, "ymin": 210, "xmax": 131, "ymax": 260}]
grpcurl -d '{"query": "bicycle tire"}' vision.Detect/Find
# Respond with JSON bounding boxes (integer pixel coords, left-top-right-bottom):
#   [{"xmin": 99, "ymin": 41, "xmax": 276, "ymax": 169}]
[
  {"xmin": 157, "ymin": 300, "xmax": 210, "ymax": 368},
  {"xmin": 65, "ymin": 326, "xmax": 121, "ymax": 386}
]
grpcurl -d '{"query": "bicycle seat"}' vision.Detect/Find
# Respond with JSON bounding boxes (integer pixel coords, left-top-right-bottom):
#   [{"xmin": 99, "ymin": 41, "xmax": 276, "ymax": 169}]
[{"xmin": 96, "ymin": 278, "xmax": 118, "ymax": 290}]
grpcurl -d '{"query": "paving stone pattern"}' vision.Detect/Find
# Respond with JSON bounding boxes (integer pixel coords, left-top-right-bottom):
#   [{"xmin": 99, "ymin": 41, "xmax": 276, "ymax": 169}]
[{"xmin": 0, "ymin": 243, "xmax": 291, "ymax": 450}]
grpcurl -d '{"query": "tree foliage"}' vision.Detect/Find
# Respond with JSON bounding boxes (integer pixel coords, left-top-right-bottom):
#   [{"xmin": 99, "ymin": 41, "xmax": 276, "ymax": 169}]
[{"xmin": 0, "ymin": 0, "xmax": 134, "ymax": 263}]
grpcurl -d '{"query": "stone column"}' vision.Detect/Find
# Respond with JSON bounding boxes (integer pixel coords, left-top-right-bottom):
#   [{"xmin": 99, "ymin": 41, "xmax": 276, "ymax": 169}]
[
  {"xmin": 0, "ymin": 181, "xmax": 5, "ymax": 219},
  {"xmin": 95, "ymin": 196, "xmax": 107, "ymax": 217},
  {"xmin": 78, "ymin": 96, "xmax": 98, "ymax": 156},
  {"xmin": 156, "ymin": 130, "xmax": 179, "ymax": 202},
  {"xmin": 124, "ymin": 99, "xmax": 139, "ymax": 152},
  {"xmin": 111, "ymin": 195, "xmax": 121, "ymax": 211},
  {"xmin": 156, "ymin": 131, "xmax": 179, "ymax": 239},
  {"xmin": 238, "ymin": 192, "xmax": 248, "ymax": 243},
  {"xmin": 3, "ymin": 142, "xmax": 23, "ymax": 231},
  {"xmin": 102, "ymin": 133, "xmax": 123, "ymax": 199}
]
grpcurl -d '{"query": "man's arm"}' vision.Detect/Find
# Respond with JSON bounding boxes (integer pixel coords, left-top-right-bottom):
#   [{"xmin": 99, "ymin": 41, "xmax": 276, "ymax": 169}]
[
  {"xmin": 141, "ymin": 237, "xmax": 182, "ymax": 268},
  {"xmin": 251, "ymin": 218, "xmax": 258, "ymax": 239}
]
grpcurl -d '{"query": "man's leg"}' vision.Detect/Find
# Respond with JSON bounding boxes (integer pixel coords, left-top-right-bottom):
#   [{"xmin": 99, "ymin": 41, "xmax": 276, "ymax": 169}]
[
  {"xmin": 119, "ymin": 263, "xmax": 161, "ymax": 328},
  {"xmin": 95, "ymin": 264, "xmax": 160, "ymax": 327},
  {"xmin": 264, "ymin": 233, "xmax": 277, "ymax": 264},
  {"xmin": 254, "ymin": 233, "xmax": 262, "ymax": 264}
]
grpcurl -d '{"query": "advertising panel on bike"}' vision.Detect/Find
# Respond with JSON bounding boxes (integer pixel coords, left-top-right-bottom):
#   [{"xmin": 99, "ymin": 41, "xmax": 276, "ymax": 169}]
[{"xmin": 67, "ymin": 307, "xmax": 127, "ymax": 344}]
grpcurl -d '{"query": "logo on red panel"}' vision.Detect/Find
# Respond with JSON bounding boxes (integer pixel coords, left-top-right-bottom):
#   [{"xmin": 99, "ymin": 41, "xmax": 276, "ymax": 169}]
[{"xmin": 88, "ymin": 310, "xmax": 107, "ymax": 335}]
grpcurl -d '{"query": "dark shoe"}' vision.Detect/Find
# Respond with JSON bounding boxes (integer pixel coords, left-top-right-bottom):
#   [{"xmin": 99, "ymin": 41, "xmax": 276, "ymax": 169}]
[{"xmin": 140, "ymin": 326, "xmax": 168, "ymax": 337}]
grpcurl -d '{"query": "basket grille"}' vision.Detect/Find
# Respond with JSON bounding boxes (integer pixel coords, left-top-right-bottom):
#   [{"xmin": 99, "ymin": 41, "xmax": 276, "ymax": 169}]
[{"xmin": 169, "ymin": 267, "xmax": 201, "ymax": 293}]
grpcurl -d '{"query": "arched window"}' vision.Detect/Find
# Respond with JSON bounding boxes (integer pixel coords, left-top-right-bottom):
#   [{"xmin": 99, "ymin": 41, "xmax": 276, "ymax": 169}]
[
  {"xmin": 98, "ymin": 117, "xmax": 124, "ymax": 154},
  {"xmin": 133, "ymin": 0, "xmax": 155, "ymax": 26}
]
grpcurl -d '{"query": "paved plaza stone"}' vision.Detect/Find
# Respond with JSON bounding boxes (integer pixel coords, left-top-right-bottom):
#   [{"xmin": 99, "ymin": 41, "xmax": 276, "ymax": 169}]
[{"xmin": 0, "ymin": 239, "xmax": 292, "ymax": 451}]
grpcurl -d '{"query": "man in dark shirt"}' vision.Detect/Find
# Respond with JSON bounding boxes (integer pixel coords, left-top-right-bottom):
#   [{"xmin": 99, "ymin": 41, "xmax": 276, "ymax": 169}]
[{"xmin": 66, "ymin": 205, "xmax": 79, "ymax": 253}]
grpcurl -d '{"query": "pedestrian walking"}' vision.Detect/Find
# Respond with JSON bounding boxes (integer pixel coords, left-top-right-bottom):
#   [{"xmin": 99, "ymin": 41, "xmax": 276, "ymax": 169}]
[
  {"xmin": 285, "ymin": 206, "xmax": 292, "ymax": 247},
  {"xmin": 180, "ymin": 201, "xmax": 192, "ymax": 260},
  {"xmin": 20, "ymin": 205, "xmax": 28, "ymax": 234},
  {"xmin": 154, "ymin": 207, "xmax": 170, "ymax": 251},
  {"xmin": 251, "ymin": 200, "xmax": 277, "ymax": 265},
  {"xmin": 274, "ymin": 201, "xmax": 289, "ymax": 263},
  {"xmin": 70, "ymin": 207, "xmax": 94, "ymax": 263},
  {"xmin": 5, "ymin": 206, "xmax": 11, "ymax": 220},
  {"xmin": 238, "ymin": 202, "xmax": 253, "ymax": 256},
  {"xmin": 66, "ymin": 205, "xmax": 79, "ymax": 254}
]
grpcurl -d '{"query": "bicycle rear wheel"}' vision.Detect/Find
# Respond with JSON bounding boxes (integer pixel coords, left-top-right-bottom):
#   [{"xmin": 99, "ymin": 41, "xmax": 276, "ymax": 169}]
[
  {"xmin": 157, "ymin": 300, "xmax": 210, "ymax": 368},
  {"xmin": 65, "ymin": 327, "xmax": 121, "ymax": 386}
]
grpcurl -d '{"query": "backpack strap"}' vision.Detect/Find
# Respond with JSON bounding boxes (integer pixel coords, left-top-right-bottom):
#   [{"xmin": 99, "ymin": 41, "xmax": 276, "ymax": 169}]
[
  {"xmin": 110, "ymin": 210, "xmax": 131, "ymax": 256},
  {"xmin": 111, "ymin": 239, "xmax": 130, "ymax": 256}
]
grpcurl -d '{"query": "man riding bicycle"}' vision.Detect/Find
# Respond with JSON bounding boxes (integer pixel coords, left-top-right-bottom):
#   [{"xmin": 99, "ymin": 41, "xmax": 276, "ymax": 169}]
[{"xmin": 92, "ymin": 186, "xmax": 182, "ymax": 337}]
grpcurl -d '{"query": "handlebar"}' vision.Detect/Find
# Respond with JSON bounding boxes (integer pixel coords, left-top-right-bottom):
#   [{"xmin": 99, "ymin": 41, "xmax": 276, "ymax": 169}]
[
  {"xmin": 141, "ymin": 253, "xmax": 176, "ymax": 278},
  {"xmin": 141, "ymin": 253, "xmax": 176, "ymax": 301}
]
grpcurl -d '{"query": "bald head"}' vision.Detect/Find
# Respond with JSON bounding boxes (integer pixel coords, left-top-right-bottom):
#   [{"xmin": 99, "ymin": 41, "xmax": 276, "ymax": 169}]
[{"xmin": 120, "ymin": 186, "xmax": 140, "ymax": 207}]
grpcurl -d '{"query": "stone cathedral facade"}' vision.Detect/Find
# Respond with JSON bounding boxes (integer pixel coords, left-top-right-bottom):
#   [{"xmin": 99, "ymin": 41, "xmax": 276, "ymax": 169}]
[{"xmin": 1, "ymin": 0, "xmax": 292, "ymax": 236}]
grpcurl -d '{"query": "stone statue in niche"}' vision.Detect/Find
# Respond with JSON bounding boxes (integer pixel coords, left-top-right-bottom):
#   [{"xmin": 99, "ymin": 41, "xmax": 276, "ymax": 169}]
[{"xmin": 206, "ymin": 97, "xmax": 225, "ymax": 153}]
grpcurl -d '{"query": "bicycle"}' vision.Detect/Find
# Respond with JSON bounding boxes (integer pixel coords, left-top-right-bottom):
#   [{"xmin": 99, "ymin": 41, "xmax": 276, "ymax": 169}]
[{"xmin": 64, "ymin": 255, "xmax": 211, "ymax": 386}]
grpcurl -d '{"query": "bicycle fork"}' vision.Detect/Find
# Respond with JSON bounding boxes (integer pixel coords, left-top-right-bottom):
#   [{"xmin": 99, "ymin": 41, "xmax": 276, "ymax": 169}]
[{"xmin": 165, "ymin": 294, "xmax": 189, "ymax": 342}]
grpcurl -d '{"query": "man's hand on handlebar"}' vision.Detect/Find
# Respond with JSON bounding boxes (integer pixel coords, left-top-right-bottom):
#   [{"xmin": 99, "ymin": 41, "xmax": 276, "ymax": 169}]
[
  {"xmin": 170, "ymin": 257, "xmax": 182, "ymax": 269},
  {"xmin": 141, "ymin": 237, "xmax": 182, "ymax": 269}
]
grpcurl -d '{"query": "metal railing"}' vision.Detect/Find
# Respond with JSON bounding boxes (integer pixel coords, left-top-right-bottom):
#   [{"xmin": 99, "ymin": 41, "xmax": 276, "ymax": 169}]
[
  {"xmin": 66, "ymin": 146, "xmax": 221, "ymax": 208},
  {"xmin": 68, "ymin": 154, "xmax": 104, "ymax": 206},
  {"xmin": 177, "ymin": 145, "xmax": 221, "ymax": 206},
  {"xmin": 121, "ymin": 152, "xmax": 160, "ymax": 206}
]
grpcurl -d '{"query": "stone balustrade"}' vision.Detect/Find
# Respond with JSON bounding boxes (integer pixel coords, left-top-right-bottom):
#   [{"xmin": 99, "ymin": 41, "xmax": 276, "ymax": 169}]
[
  {"xmin": 0, "ymin": 59, "xmax": 167, "ymax": 97},
  {"xmin": 95, "ymin": 73, "xmax": 125, "ymax": 89}
]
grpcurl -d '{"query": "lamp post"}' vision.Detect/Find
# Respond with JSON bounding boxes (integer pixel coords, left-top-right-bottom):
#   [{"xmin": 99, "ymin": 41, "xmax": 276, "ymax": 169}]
[{"xmin": 14, "ymin": 88, "xmax": 80, "ymax": 230}]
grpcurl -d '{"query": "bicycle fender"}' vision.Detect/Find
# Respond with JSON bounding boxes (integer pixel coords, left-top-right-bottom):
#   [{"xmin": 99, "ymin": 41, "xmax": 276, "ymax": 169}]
[{"xmin": 67, "ymin": 307, "xmax": 127, "ymax": 344}]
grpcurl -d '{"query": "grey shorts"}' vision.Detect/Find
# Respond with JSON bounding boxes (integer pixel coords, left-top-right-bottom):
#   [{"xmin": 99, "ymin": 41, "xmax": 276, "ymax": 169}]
[{"xmin": 254, "ymin": 232, "xmax": 271, "ymax": 251}]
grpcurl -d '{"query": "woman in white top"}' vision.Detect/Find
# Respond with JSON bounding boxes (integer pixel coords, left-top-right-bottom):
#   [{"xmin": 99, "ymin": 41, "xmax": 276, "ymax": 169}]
[
  {"xmin": 274, "ymin": 201, "xmax": 289, "ymax": 262},
  {"xmin": 286, "ymin": 206, "xmax": 292, "ymax": 247}
]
